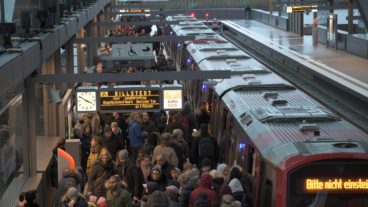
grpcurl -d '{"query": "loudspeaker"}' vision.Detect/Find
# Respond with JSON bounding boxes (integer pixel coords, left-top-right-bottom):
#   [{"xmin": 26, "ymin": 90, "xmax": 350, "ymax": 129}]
[
  {"xmin": 0, "ymin": 22, "xmax": 16, "ymax": 48},
  {"xmin": 48, "ymin": 86, "xmax": 62, "ymax": 104},
  {"xmin": 36, "ymin": 10, "xmax": 49, "ymax": 30},
  {"xmin": 20, "ymin": 11, "xmax": 31, "ymax": 34}
]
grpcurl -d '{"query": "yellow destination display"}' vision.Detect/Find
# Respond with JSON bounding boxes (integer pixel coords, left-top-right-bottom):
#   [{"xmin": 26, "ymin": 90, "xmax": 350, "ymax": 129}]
[
  {"xmin": 306, "ymin": 178, "xmax": 368, "ymax": 191},
  {"xmin": 99, "ymin": 89, "xmax": 160, "ymax": 111}
]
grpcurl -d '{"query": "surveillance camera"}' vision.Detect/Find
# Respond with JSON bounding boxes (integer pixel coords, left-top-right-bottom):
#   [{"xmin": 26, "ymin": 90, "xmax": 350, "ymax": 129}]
[{"xmin": 48, "ymin": 86, "xmax": 62, "ymax": 104}]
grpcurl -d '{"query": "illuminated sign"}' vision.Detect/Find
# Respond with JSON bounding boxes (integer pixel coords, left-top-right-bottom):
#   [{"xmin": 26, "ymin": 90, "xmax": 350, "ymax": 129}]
[
  {"xmin": 286, "ymin": 5, "xmax": 318, "ymax": 13},
  {"xmin": 306, "ymin": 178, "xmax": 368, "ymax": 191},
  {"xmin": 99, "ymin": 89, "xmax": 161, "ymax": 112},
  {"xmin": 163, "ymin": 89, "xmax": 183, "ymax": 110}
]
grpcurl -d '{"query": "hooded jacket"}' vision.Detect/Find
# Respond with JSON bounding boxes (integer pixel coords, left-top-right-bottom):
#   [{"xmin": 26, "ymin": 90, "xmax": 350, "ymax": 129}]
[
  {"xmin": 189, "ymin": 174, "xmax": 217, "ymax": 207},
  {"xmin": 87, "ymin": 159, "xmax": 115, "ymax": 197}
]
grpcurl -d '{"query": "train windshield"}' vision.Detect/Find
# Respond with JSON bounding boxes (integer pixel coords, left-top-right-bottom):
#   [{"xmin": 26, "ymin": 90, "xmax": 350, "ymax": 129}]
[{"xmin": 287, "ymin": 159, "xmax": 368, "ymax": 207}]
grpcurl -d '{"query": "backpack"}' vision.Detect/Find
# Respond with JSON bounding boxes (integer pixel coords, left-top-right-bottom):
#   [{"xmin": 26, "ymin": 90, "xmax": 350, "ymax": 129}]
[{"xmin": 198, "ymin": 137, "xmax": 215, "ymax": 158}]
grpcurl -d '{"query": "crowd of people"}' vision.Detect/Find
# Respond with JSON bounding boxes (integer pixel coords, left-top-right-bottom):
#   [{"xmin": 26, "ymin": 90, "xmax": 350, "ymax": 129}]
[{"xmin": 46, "ymin": 99, "xmax": 251, "ymax": 207}]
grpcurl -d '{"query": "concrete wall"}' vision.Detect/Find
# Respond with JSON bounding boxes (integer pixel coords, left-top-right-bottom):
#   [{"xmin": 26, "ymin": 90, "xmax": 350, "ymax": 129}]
[
  {"xmin": 251, "ymin": 9, "xmax": 288, "ymax": 31},
  {"xmin": 318, "ymin": 26, "xmax": 368, "ymax": 58}
]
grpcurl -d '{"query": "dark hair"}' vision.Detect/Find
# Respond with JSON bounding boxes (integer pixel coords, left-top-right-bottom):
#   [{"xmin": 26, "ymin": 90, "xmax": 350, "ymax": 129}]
[
  {"xmin": 92, "ymin": 135, "xmax": 103, "ymax": 146},
  {"xmin": 229, "ymin": 166, "xmax": 242, "ymax": 181}
]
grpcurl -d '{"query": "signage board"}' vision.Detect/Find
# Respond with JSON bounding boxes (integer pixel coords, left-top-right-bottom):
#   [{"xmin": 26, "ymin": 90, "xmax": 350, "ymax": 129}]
[
  {"xmin": 163, "ymin": 89, "xmax": 183, "ymax": 110},
  {"xmin": 305, "ymin": 178, "xmax": 368, "ymax": 192},
  {"xmin": 99, "ymin": 88, "xmax": 161, "ymax": 112},
  {"xmin": 286, "ymin": 5, "xmax": 318, "ymax": 13},
  {"xmin": 112, "ymin": 43, "xmax": 153, "ymax": 58}
]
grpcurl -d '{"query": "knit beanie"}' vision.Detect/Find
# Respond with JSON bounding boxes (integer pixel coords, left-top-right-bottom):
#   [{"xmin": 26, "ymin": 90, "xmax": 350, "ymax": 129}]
[
  {"xmin": 217, "ymin": 163, "xmax": 228, "ymax": 174},
  {"xmin": 66, "ymin": 187, "xmax": 78, "ymax": 200}
]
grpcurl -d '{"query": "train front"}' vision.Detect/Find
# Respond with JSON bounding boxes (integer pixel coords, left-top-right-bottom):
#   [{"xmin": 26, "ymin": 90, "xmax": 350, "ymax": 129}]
[{"xmin": 281, "ymin": 141, "xmax": 368, "ymax": 207}]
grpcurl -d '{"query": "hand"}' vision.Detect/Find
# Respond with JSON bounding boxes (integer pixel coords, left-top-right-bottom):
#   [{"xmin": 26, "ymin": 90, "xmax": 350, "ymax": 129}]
[
  {"xmin": 133, "ymin": 196, "xmax": 139, "ymax": 203},
  {"xmin": 68, "ymin": 199, "xmax": 75, "ymax": 207}
]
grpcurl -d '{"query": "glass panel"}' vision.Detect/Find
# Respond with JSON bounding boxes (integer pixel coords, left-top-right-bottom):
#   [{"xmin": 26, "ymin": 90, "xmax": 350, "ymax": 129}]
[
  {"xmin": 0, "ymin": 84, "xmax": 27, "ymax": 207},
  {"xmin": 287, "ymin": 159, "xmax": 368, "ymax": 207}
]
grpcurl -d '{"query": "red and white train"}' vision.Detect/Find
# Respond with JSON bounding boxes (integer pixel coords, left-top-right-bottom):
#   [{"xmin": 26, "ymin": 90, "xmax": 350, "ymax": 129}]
[{"xmin": 168, "ymin": 14, "xmax": 368, "ymax": 207}]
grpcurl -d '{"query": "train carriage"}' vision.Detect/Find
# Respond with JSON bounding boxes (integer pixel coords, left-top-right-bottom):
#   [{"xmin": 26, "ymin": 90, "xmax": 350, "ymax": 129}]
[{"xmin": 168, "ymin": 15, "xmax": 368, "ymax": 206}]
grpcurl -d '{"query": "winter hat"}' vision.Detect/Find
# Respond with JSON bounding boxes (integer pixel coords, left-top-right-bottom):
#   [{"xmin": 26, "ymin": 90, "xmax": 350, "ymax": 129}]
[
  {"xmin": 66, "ymin": 187, "xmax": 78, "ymax": 200},
  {"xmin": 221, "ymin": 194, "xmax": 235, "ymax": 205},
  {"xmin": 148, "ymin": 191, "xmax": 170, "ymax": 207},
  {"xmin": 151, "ymin": 165, "xmax": 162, "ymax": 175},
  {"xmin": 146, "ymin": 182, "xmax": 160, "ymax": 194},
  {"xmin": 172, "ymin": 129, "xmax": 183, "ymax": 139},
  {"xmin": 167, "ymin": 179, "xmax": 180, "ymax": 188},
  {"xmin": 217, "ymin": 163, "xmax": 228, "ymax": 174},
  {"xmin": 117, "ymin": 149, "xmax": 129, "ymax": 161},
  {"xmin": 160, "ymin": 132, "xmax": 171, "ymax": 144},
  {"xmin": 228, "ymin": 178, "xmax": 244, "ymax": 193},
  {"xmin": 194, "ymin": 192, "xmax": 209, "ymax": 207},
  {"xmin": 97, "ymin": 197, "xmax": 108, "ymax": 207},
  {"xmin": 200, "ymin": 173, "xmax": 213, "ymax": 188},
  {"xmin": 165, "ymin": 185, "xmax": 179, "ymax": 195},
  {"xmin": 104, "ymin": 125, "xmax": 112, "ymax": 133}
]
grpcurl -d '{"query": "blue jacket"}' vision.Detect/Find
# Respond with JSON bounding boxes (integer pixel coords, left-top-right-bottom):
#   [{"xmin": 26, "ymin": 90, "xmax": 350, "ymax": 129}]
[{"xmin": 128, "ymin": 120, "xmax": 146, "ymax": 148}]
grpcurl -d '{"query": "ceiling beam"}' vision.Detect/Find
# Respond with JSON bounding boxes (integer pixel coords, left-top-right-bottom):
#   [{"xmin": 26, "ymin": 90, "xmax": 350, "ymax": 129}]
[{"xmin": 34, "ymin": 71, "xmax": 232, "ymax": 84}]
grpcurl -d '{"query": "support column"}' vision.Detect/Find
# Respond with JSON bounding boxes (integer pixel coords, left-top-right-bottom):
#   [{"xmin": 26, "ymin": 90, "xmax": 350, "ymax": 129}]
[
  {"xmin": 269, "ymin": 0, "xmax": 273, "ymax": 15},
  {"xmin": 24, "ymin": 78, "xmax": 37, "ymax": 177},
  {"xmin": 86, "ymin": 21, "xmax": 97, "ymax": 68},
  {"xmin": 77, "ymin": 29, "xmax": 86, "ymax": 72},
  {"xmin": 348, "ymin": 0, "xmax": 353, "ymax": 35}
]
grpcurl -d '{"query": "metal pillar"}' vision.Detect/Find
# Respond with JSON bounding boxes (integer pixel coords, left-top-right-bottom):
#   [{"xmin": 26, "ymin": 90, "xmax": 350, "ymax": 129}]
[
  {"xmin": 0, "ymin": 0, "xmax": 5, "ymax": 22},
  {"xmin": 76, "ymin": 29, "xmax": 86, "ymax": 73},
  {"xmin": 24, "ymin": 78, "xmax": 37, "ymax": 176},
  {"xmin": 86, "ymin": 21, "xmax": 97, "ymax": 68},
  {"xmin": 348, "ymin": 0, "xmax": 353, "ymax": 35}
]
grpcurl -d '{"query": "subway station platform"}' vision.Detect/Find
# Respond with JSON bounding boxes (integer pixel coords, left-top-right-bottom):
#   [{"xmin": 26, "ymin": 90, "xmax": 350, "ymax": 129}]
[{"xmin": 222, "ymin": 19, "xmax": 368, "ymax": 101}]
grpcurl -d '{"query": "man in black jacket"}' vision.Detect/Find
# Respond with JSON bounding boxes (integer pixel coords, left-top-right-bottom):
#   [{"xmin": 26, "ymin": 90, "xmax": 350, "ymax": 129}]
[{"xmin": 191, "ymin": 124, "xmax": 220, "ymax": 169}]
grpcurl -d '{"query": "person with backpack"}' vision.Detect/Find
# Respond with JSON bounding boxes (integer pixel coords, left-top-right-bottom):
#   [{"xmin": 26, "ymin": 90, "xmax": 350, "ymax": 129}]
[{"xmin": 190, "ymin": 124, "xmax": 220, "ymax": 169}]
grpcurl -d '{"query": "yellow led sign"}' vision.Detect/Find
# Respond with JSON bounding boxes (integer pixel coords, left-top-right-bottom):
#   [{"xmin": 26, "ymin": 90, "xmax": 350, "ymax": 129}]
[
  {"xmin": 306, "ymin": 179, "xmax": 368, "ymax": 191},
  {"xmin": 99, "ymin": 89, "xmax": 160, "ymax": 111}
]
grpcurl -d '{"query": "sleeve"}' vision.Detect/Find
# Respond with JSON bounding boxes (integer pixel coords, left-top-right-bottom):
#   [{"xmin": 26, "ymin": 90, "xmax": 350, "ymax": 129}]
[
  {"xmin": 87, "ymin": 166, "xmax": 97, "ymax": 193},
  {"xmin": 190, "ymin": 140, "xmax": 199, "ymax": 165},
  {"xmin": 133, "ymin": 124, "xmax": 145, "ymax": 141},
  {"xmin": 213, "ymin": 138, "xmax": 220, "ymax": 164},
  {"xmin": 152, "ymin": 147, "xmax": 158, "ymax": 164},
  {"xmin": 170, "ymin": 149, "xmax": 179, "ymax": 167}
]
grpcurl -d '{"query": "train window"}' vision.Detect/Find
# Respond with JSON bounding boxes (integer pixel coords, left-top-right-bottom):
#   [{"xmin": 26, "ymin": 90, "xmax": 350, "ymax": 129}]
[{"xmin": 287, "ymin": 159, "xmax": 368, "ymax": 207}]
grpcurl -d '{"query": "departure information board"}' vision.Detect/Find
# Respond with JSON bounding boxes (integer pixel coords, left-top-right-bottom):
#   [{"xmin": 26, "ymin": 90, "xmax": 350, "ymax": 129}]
[{"xmin": 99, "ymin": 89, "xmax": 161, "ymax": 112}]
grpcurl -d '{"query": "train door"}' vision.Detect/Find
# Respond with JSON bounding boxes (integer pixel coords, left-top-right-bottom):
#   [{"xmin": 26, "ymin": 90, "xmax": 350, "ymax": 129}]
[
  {"xmin": 253, "ymin": 154, "xmax": 262, "ymax": 207},
  {"xmin": 210, "ymin": 94, "xmax": 219, "ymax": 136},
  {"xmin": 224, "ymin": 113, "xmax": 233, "ymax": 164},
  {"xmin": 259, "ymin": 163, "xmax": 275, "ymax": 207},
  {"xmin": 217, "ymin": 106, "xmax": 228, "ymax": 162}
]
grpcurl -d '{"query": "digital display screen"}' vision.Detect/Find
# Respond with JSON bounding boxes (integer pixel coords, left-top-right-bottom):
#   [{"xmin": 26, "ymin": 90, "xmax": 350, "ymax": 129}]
[
  {"xmin": 163, "ymin": 89, "xmax": 183, "ymax": 110},
  {"xmin": 305, "ymin": 178, "xmax": 368, "ymax": 191},
  {"xmin": 99, "ymin": 89, "xmax": 161, "ymax": 112}
]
